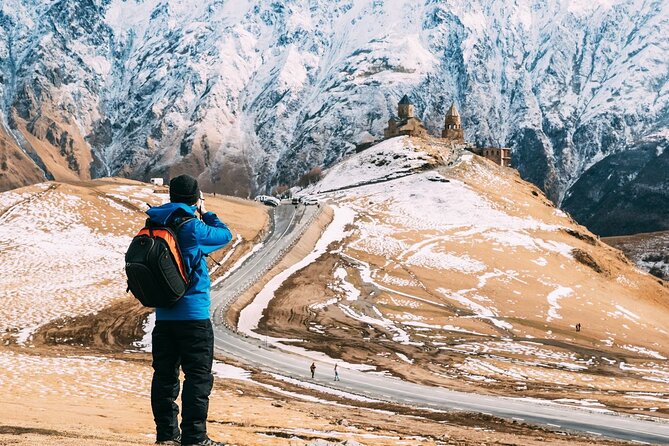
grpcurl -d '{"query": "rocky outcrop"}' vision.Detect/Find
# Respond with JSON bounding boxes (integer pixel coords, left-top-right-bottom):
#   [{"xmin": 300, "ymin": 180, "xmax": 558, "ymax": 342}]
[{"xmin": 0, "ymin": 122, "xmax": 46, "ymax": 190}]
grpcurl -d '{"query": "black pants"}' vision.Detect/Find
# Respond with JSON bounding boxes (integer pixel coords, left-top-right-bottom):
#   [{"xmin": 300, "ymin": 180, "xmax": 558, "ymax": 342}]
[{"xmin": 151, "ymin": 319, "xmax": 214, "ymax": 444}]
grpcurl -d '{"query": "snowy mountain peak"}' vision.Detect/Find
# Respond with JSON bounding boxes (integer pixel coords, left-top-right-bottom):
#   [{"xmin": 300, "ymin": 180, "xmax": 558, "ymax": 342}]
[{"xmin": 0, "ymin": 0, "xmax": 667, "ymax": 235}]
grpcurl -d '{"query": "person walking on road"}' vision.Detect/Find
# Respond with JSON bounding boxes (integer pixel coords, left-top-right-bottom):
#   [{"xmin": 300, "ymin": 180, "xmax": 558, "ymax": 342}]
[
  {"xmin": 334, "ymin": 363, "xmax": 340, "ymax": 381},
  {"xmin": 310, "ymin": 362, "xmax": 316, "ymax": 379},
  {"xmin": 150, "ymin": 175, "xmax": 232, "ymax": 446}
]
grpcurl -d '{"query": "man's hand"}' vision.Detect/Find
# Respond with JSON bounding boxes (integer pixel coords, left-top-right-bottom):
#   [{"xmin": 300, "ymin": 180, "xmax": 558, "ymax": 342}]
[{"xmin": 197, "ymin": 192, "xmax": 207, "ymax": 216}]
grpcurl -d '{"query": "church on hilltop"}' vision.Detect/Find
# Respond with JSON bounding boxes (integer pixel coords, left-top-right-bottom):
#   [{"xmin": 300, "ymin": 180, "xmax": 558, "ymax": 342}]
[
  {"xmin": 382, "ymin": 95, "xmax": 511, "ymax": 167},
  {"xmin": 383, "ymin": 95, "xmax": 428, "ymax": 139}
]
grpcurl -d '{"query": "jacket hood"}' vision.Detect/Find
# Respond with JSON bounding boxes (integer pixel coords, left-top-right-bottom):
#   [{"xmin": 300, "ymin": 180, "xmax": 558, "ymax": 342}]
[{"xmin": 146, "ymin": 202, "xmax": 196, "ymax": 225}]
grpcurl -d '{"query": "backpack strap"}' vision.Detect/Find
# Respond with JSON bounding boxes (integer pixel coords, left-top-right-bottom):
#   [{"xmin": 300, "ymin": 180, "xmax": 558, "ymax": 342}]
[
  {"xmin": 168, "ymin": 216, "xmax": 202, "ymax": 284},
  {"xmin": 169, "ymin": 215, "xmax": 195, "ymax": 233},
  {"xmin": 144, "ymin": 217, "xmax": 154, "ymax": 236}
]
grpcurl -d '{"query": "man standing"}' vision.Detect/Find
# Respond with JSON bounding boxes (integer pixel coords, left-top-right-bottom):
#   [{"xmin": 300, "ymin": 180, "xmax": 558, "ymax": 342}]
[
  {"xmin": 149, "ymin": 174, "xmax": 232, "ymax": 446},
  {"xmin": 310, "ymin": 362, "xmax": 316, "ymax": 379},
  {"xmin": 334, "ymin": 364, "xmax": 340, "ymax": 381}
]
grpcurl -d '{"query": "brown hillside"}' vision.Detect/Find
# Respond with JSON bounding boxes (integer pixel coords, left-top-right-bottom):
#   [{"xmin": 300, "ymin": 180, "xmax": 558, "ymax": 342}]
[
  {"xmin": 0, "ymin": 124, "xmax": 46, "ymax": 191},
  {"xmin": 0, "ymin": 177, "xmax": 637, "ymax": 446},
  {"xmin": 249, "ymin": 137, "xmax": 669, "ymax": 417}
]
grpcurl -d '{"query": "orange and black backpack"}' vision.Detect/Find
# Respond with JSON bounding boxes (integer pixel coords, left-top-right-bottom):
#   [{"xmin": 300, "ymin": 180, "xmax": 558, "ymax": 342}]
[{"xmin": 125, "ymin": 216, "xmax": 197, "ymax": 308}]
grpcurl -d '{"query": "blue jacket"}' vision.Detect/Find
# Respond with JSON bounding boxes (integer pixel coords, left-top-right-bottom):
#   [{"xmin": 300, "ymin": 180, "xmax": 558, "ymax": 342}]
[{"xmin": 146, "ymin": 202, "xmax": 232, "ymax": 320}]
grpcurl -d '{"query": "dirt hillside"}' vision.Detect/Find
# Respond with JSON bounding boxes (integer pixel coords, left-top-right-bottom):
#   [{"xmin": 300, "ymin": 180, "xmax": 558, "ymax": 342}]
[
  {"xmin": 0, "ymin": 171, "xmax": 662, "ymax": 445},
  {"xmin": 248, "ymin": 136, "xmax": 669, "ymax": 418}
]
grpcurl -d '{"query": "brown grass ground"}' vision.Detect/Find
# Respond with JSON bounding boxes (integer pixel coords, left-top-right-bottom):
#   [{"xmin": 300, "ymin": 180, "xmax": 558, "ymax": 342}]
[{"xmin": 0, "ymin": 176, "xmax": 661, "ymax": 446}]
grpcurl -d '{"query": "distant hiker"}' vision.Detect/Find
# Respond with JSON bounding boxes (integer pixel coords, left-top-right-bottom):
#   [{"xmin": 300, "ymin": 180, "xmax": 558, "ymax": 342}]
[
  {"xmin": 334, "ymin": 363, "xmax": 340, "ymax": 381},
  {"xmin": 150, "ymin": 175, "xmax": 232, "ymax": 446},
  {"xmin": 576, "ymin": 322, "xmax": 581, "ymax": 332},
  {"xmin": 310, "ymin": 362, "xmax": 316, "ymax": 379}
]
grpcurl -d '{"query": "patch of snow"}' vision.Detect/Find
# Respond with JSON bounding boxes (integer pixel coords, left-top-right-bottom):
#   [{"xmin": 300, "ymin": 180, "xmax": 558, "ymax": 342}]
[
  {"xmin": 608, "ymin": 305, "xmax": 641, "ymax": 323},
  {"xmin": 0, "ymin": 351, "xmax": 147, "ymax": 398},
  {"xmin": 460, "ymin": 357, "xmax": 527, "ymax": 381},
  {"xmin": 133, "ymin": 312, "xmax": 155, "ymax": 352},
  {"xmin": 99, "ymin": 196, "xmax": 134, "ymax": 213},
  {"xmin": 313, "ymin": 137, "xmax": 435, "ymax": 193},
  {"xmin": 553, "ymin": 398, "xmax": 606, "ymax": 407},
  {"xmin": 347, "ymin": 254, "xmax": 449, "ymax": 309},
  {"xmin": 545, "ymin": 286, "xmax": 573, "ymax": 321},
  {"xmin": 616, "ymin": 275, "xmax": 639, "ymax": 289},
  {"xmin": 310, "ymin": 297, "xmax": 339, "ymax": 311},
  {"xmin": 437, "ymin": 288, "xmax": 512, "ymax": 330},
  {"xmin": 406, "ymin": 245, "xmax": 486, "ymax": 273},
  {"xmin": 395, "ymin": 352, "xmax": 413, "ymax": 364},
  {"xmin": 403, "ymin": 321, "xmax": 488, "ymax": 336},
  {"xmin": 14, "ymin": 325, "xmax": 40, "ymax": 345},
  {"xmin": 532, "ymin": 257, "xmax": 548, "ymax": 266},
  {"xmin": 332, "ymin": 267, "xmax": 360, "ymax": 301},
  {"xmin": 378, "ymin": 273, "xmax": 418, "ymax": 287},
  {"xmin": 212, "ymin": 360, "xmax": 252, "ymax": 381},
  {"xmin": 620, "ymin": 345, "xmax": 666, "ymax": 360},
  {"xmin": 339, "ymin": 304, "xmax": 413, "ymax": 344},
  {"xmin": 238, "ymin": 205, "xmax": 355, "ymax": 334},
  {"xmin": 556, "ymin": 362, "xmax": 588, "ymax": 371},
  {"xmin": 477, "ymin": 270, "xmax": 505, "ymax": 288}
]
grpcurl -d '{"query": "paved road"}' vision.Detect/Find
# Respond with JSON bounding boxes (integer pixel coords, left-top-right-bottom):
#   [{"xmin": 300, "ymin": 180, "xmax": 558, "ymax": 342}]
[
  {"xmin": 211, "ymin": 204, "xmax": 669, "ymax": 445},
  {"xmin": 211, "ymin": 203, "xmax": 318, "ymax": 323}
]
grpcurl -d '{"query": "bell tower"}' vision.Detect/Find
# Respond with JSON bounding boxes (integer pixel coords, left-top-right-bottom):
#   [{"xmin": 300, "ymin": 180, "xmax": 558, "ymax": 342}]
[
  {"xmin": 442, "ymin": 102, "xmax": 464, "ymax": 142},
  {"xmin": 398, "ymin": 95, "xmax": 414, "ymax": 119}
]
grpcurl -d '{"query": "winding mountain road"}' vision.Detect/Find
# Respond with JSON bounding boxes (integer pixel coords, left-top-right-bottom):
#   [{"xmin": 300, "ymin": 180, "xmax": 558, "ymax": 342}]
[
  {"xmin": 210, "ymin": 203, "xmax": 317, "ymax": 320},
  {"xmin": 211, "ymin": 204, "xmax": 669, "ymax": 445}
]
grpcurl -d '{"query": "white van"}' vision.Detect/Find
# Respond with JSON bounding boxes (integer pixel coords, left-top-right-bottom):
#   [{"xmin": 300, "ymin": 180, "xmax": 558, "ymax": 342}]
[{"xmin": 254, "ymin": 195, "xmax": 280, "ymax": 207}]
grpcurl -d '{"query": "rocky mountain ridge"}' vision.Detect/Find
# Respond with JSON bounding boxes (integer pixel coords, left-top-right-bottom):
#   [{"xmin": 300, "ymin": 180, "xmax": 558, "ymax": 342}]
[{"xmin": 0, "ymin": 0, "xmax": 667, "ymax": 235}]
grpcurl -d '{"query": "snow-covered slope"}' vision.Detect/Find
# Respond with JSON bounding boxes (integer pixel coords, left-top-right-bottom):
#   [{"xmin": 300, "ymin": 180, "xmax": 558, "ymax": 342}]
[
  {"xmin": 0, "ymin": 0, "xmax": 667, "ymax": 234},
  {"xmin": 0, "ymin": 178, "xmax": 266, "ymax": 345},
  {"xmin": 0, "ymin": 181, "xmax": 138, "ymax": 344},
  {"xmin": 252, "ymin": 136, "xmax": 669, "ymax": 411}
]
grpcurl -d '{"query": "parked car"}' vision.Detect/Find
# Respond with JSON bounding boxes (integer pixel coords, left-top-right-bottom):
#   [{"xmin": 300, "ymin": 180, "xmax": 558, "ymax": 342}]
[
  {"xmin": 254, "ymin": 195, "xmax": 280, "ymax": 207},
  {"xmin": 291, "ymin": 197, "xmax": 300, "ymax": 205},
  {"xmin": 300, "ymin": 196, "xmax": 319, "ymax": 206}
]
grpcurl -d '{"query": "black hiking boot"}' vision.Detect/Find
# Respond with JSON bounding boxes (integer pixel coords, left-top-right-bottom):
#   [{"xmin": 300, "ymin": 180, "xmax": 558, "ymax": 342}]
[
  {"xmin": 155, "ymin": 433, "xmax": 181, "ymax": 445},
  {"xmin": 182, "ymin": 437, "xmax": 227, "ymax": 446}
]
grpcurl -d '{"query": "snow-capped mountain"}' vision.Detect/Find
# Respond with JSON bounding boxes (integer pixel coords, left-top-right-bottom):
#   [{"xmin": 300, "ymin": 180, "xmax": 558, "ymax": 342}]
[{"xmin": 0, "ymin": 0, "xmax": 667, "ymax": 235}]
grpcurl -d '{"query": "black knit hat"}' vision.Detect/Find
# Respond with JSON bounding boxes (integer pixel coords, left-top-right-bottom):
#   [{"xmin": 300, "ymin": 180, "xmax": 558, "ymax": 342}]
[{"xmin": 169, "ymin": 174, "xmax": 200, "ymax": 205}]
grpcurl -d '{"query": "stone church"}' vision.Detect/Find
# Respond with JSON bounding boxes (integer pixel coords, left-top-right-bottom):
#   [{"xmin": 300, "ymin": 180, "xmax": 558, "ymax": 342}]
[
  {"xmin": 383, "ymin": 95, "xmax": 511, "ymax": 167},
  {"xmin": 384, "ymin": 96, "xmax": 464, "ymax": 142},
  {"xmin": 383, "ymin": 95, "xmax": 428, "ymax": 139}
]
